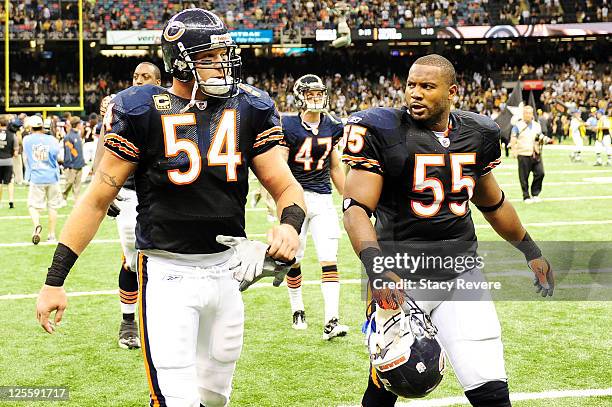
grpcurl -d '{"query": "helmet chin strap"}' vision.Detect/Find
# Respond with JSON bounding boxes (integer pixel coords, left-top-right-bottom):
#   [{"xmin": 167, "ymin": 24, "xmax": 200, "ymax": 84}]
[
  {"xmin": 178, "ymin": 42, "xmax": 200, "ymax": 113},
  {"xmin": 180, "ymin": 80, "xmax": 200, "ymax": 114}
]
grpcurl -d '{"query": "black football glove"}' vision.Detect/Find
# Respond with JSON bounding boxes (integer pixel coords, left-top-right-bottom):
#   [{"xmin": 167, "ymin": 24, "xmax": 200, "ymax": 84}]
[
  {"xmin": 106, "ymin": 196, "xmax": 124, "ymax": 218},
  {"xmin": 529, "ymin": 257, "xmax": 554, "ymax": 297}
]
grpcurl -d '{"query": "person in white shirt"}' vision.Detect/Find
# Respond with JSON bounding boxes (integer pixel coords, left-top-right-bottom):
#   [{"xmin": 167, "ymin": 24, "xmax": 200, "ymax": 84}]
[
  {"xmin": 510, "ymin": 106, "xmax": 551, "ymax": 203},
  {"xmin": 569, "ymin": 108, "xmax": 585, "ymax": 162}
]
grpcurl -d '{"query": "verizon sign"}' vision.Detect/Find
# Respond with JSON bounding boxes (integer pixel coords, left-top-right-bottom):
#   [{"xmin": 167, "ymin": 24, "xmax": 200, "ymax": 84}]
[{"xmin": 106, "ymin": 30, "xmax": 162, "ymax": 45}]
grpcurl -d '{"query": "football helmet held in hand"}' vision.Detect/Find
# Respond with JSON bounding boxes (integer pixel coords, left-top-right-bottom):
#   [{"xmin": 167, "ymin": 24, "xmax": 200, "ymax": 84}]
[{"xmin": 368, "ymin": 298, "xmax": 445, "ymax": 398}]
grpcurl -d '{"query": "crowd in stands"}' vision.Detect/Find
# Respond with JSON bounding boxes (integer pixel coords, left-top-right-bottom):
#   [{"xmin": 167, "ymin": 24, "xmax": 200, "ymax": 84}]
[
  {"xmin": 1, "ymin": 1, "xmax": 80, "ymax": 39},
  {"xmin": 498, "ymin": 0, "xmax": 565, "ymax": 24},
  {"xmin": 0, "ymin": 0, "xmax": 609, "ymax": 40},
  {"xmin": 5, "ymin": 44, "xmax": 611, "ymax": 116}
]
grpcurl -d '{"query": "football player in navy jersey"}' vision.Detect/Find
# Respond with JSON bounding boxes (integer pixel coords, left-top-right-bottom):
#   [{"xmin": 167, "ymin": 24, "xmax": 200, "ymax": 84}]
[
  {"xmin": 89, "ymin": 62, "xmax": 162, "ymax": 351},
  {"xmin": 342, "ymin": 55, "xmax": 553, "ymax": 406},
  {"xmin": 280, "ymin": 74, "xmax": 348, "ymax": 339},
  {"xmin": 36, "ymin": 9, "xmax": 305, "ymax": 407},
  {"xmin": 113, "ymin": 62, "xmax": 161, "ymax": 350}
]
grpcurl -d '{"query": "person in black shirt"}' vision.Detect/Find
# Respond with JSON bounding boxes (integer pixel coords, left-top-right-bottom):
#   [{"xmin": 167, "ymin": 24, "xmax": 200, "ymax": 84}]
[
  {"xmin": 0, "ymin": 115, "xmax": 19, "ymax": 208},
  {"xmin": 36, "ymin": 9, "xmax": 305, "ymax": 407},
  {"xmin": 343, "ymin": 54, "xmax": 553, "ymax": 407}
]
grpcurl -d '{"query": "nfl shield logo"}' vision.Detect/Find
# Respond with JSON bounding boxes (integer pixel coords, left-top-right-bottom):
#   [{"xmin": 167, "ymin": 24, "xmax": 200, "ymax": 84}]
[{"xmin": 440, "ymin": 138, "xmax": 450, "ymax": 148}]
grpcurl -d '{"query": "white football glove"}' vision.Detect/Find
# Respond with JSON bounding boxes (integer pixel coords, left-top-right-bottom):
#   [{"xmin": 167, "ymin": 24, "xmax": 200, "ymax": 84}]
[{"xmin": 216, "ymin": 235, "xmax": 295, "ymax": 291}]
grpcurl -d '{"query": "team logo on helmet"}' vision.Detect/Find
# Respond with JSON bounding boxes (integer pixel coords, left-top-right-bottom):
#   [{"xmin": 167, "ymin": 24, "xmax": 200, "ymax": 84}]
[
  {"xmin": 368, "ymin": 299, "xmax": 445, "ymax": 398},
  {"xmin": 293, "ymin": 74, "xmax": 329, "ymax": 112},
  {"xmin": 161, "ymin": 9, "xmax": 242, "ymax": 100},
  {"xmin": 163, "ymin": 20, "xmax": 186, "ymax": 42}
]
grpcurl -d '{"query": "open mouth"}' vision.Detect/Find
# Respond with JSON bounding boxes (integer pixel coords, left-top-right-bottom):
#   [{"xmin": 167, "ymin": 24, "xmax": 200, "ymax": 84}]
[{"xmin": 411, "ymin": 104, "xmax": 427, "ymax": 114}]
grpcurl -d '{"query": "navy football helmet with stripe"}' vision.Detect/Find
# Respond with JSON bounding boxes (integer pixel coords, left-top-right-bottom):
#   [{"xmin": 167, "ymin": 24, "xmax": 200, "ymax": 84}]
[
  {"xmin": 161, "ymin": 8, "xmax": 241, "ymax": 98},
  {"xmin": 293, "ymin": 74, "xmax": 329, "ymax": 112},
  {"xmin": 368, "ymin": 298, "xmax": 445, "ymax": 398}
]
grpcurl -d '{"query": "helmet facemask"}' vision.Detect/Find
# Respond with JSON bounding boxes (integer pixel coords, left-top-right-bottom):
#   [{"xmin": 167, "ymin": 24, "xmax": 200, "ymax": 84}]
[
  {"xmin": 177, "ymin": 40, "xmax": 242, "ymax": 100},
  {"xmin": 294, "ymin": 75, "xmax": 329, "ymax": 113},
  {"xmin": 368, "ymin": 298, "xmax": 445, "ymax": 399}
]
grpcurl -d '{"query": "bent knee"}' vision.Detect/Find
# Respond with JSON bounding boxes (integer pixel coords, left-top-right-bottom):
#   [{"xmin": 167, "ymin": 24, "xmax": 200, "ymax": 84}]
[{"xmin": 199, "ymin": 389, "xmax": 227, "ymax": 407}]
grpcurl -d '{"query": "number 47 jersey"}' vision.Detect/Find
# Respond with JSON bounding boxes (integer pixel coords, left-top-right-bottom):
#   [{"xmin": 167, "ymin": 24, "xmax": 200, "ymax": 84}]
[
  {"xmin": 103, "ymin": 84, "xmax": 283, "ymax": 254},
  {"xmin": 342, "ymin": 107, "xmax": 501, "ymax": 243}
]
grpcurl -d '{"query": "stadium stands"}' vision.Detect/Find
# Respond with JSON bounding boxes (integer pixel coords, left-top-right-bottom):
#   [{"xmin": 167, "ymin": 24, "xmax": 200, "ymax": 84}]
[{"xmin": 2, "ymin": 0, "xmax": 608, "ymax": 39}]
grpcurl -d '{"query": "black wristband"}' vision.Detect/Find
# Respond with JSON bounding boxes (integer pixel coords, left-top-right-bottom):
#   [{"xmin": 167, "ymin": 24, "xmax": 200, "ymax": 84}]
[
  {"xmin": 515, "ymin": 231, "xmax": 542, "ymax": 262},
  {"xmin": 45, "ymin": 243, "xmax": 78, "ymax": 287},
  {"xmin": 475, "ymin": 190, "xmax": 505, "ymax": 213},
  {"xmin": 359, "ymin": 247, "xmax": 382, "ymax": 279},
  {"xmin": 280, "ymin": 203, "xmax": 306, "ymax": 234}
]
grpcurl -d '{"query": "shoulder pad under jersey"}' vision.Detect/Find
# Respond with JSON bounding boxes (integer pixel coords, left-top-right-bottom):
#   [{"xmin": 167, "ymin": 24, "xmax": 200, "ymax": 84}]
[
  {"xmin": 453, "ymin": 110, "xmax": 500, "ymax": 140},
  {"xmin": 113, "ymin": 84, "xmax": 166, "ymax": 115},
  {"xmin": 347, "ymin": 107, "xmax": 404, "ymax": 132},
  {"xmin": 238, "ymin": 83, "xmax": 275, "ymax": 110}
]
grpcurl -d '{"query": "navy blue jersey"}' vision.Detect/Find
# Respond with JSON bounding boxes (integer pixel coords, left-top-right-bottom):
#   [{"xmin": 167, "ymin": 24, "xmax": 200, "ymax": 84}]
[
  {"xmin": 342, "ymin": 107, "xmax": 501, "ymax": 243},
  {"xmin": 281, "ymin": 114, "xmax": 343, "ymax": 194},
  {"xmin": 104, "ymin": 84, "xmax": 283, "ymax": 254}
]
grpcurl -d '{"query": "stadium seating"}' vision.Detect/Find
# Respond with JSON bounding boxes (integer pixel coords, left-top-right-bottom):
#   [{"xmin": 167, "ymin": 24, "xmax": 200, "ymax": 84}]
[{"xmin": 2, "ymin": 0, "xmax": 606, "ymax": 38}]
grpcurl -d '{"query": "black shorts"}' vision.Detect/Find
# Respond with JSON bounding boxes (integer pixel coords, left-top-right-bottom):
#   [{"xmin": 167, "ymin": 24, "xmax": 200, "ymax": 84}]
[{"xmin": 0, "ymin": 165, "xmax": 13, "ymax": 184}]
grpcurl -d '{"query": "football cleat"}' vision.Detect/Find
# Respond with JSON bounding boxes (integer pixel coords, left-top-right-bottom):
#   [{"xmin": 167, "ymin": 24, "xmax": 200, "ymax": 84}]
[
  {"xmin": 292, "ymin": 310, "xmax": 308, "ymax": 330},
  {"xmin": 118, "ymin": 320, "xmax": 141, "ymax": 350},
  {"xmin": 32, "ymin": 225, "xmax": 42, "ymax": 245},
  {"xmin": 322, "ymin": 317, "xmax": 348, "ymax": 340}
]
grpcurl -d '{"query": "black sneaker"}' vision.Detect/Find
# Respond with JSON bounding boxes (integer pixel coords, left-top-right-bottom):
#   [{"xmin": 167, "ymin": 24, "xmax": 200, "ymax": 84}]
[
  {"xmin": 118, "ymin": 320, "xmax": 141, "ymax": 349},
  {"xmin": 8, "ymin": 202, "xmax": 14, "ymax": 209},
  {"xmin": 292, "ymin": 310, "xmax": 307, "ymax": 330},
  {"xmin": 322, "ymin": 318, "xmax": 348, "ymax": 340}
]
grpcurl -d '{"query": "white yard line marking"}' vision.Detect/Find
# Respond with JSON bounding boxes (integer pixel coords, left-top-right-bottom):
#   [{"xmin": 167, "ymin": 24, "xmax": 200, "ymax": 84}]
[
  {"xmin": 0, "ymin": 280, "xmax": 366, "ymax": 300},
  {"xmin": 0, "ymin": 214, "xmax": 69, "ymax": 220},
  {"xmin": 476, "ymin": 219, "xmax": 612, "ymax": 228},
  {"xmin": 496, "ymin": 169, "xmax": 612, "ymax": 175},
  {"xmin": 0, "ymin": 239, "xmax": 121, "ymax": 247},
  {"xmin": 385, "ymin": 387, "xmax": 612, "ymax": 407},
  {"xmin": 0, "ymin": 290, "xmax": 118, "ymax": 300},
  {"xmin": 499, "ymin": 180, "xmax": 611, "ymax": 187},
  {"xmin": 2, "ymin": 275, "xmax": 609, "ymax": 301},
  {"xmin": 4, "ymin": 192, "xmax": 611, "ymax": 221},
  {"xmin": 509, "ymin": 195, "xmax": 612, "ymax": 203},
  {"xmin": 2, "ymin": 219, "xmax": 612, "ymax": 248}
]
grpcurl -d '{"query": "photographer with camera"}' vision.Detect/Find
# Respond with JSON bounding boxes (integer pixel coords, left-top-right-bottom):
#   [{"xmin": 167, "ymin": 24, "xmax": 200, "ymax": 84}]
[{"xmin": 510, "ymin": 105, "xmax": 552, "ymax": 204}]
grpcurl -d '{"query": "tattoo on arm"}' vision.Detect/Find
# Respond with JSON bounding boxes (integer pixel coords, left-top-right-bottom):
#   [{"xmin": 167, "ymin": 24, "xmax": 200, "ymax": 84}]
[{"xmin": 97, "ymin": 170, "xmax": 123, "ymax": 190}]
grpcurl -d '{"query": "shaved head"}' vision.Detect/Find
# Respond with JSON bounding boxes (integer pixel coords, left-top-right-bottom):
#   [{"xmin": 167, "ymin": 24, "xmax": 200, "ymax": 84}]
[
  {"xmin": 133, "ymin": 62, "xmax": 161, "ymax": 86},
  {"xmin": 412, "ymin": 54, "xmax": 456, "ymax": 86},
  {"xmin": 137, "ymin": 62, "xmax": 161, "ymax": 79}
]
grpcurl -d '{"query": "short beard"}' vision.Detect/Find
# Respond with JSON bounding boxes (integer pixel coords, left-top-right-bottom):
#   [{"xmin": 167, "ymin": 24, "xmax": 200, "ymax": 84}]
[{"xmin": 414, "ymin": 104, "xmax": 448, "ymax": 130}]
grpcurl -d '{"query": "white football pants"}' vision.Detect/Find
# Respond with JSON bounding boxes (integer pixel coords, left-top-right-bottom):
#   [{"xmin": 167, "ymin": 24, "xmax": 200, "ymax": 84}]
[
  {"xmin": 137, "ymin": 250, "xmax": 244, "ymax": 407},
  {"xmin": 296, "ymin": 191, "xmax": 341, "ymax": 263},
  {"xmin": 115, "ymin": 187, "xmax": 138, "ymax": 272},
  {"xmin": 594, "ymin": 135, "xmax": 612, "ymax": 155},
  {"xmin": 375, "ymin": 269, "xmax": 507, "ymax": 391}
]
